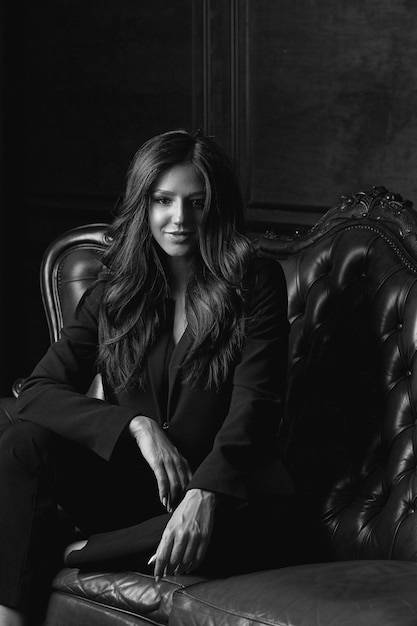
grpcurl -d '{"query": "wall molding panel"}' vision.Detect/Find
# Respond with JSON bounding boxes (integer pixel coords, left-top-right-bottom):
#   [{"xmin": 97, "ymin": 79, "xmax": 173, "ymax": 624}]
[
  {"xmin": 192, "ymin": 0, "xmax": 328, "ymax": 232},
  {"xmin": 192, "ymin": 0, "xmax": 417, "ymax": 232}
]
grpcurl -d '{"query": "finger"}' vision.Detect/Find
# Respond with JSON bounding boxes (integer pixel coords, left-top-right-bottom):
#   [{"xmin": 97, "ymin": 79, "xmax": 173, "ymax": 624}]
[
  {"xmin": 186, "ymin": 519, "xmax": 211, "ymax": 573},
  {"xmin": 177, "ymin": 457, "xmax": 193, "ymax": 487},
  {"xmin": 175, "ymin": 535, "xmax": 199, "ymax": 576},
  {"xmin": 154, "ymin": 535, "xmax": 174, "ymax": 582},
  {"xmin": 166, "ymin": 534, "xmax": 188, "ymax": 576},
  {"xmin": 164, "ymin": 460, "xmax": 185, "ymax": 509},
  {"xmin": 155, "ymin": 450, "xmax": 192, "ymax": 510},
  {"xmin": 168, "ymin": 456, "xmax": 193, "ymax": 506},
  {"xmin": 153, "ymin": 465, "xmax": 169, "ymax": 508},
  {"xmin": 194, "ymin": 530, "xmax": 211, "ymax": 566}
]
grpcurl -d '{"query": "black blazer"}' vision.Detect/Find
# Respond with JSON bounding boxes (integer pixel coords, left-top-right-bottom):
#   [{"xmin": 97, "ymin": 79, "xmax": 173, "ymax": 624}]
[{"xmin": 17, "ymin": 257, "xmax": 292, "ymax": 502}]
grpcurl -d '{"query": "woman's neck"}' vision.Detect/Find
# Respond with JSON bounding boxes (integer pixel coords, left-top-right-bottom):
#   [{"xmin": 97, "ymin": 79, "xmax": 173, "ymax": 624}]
[
  {"xmin": 166, "ymin": 257, "xmax": 193, "ymax": 344},
  {"xmin": 167, "ymin": 256, "xmax": 193, "ymax": 300}
]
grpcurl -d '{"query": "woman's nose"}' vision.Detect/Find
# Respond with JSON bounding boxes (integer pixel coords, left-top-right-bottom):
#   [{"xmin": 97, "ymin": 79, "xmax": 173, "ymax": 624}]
[{"xmin": 172, "ymin": 200, "xmax": 186, "ymax": 224}]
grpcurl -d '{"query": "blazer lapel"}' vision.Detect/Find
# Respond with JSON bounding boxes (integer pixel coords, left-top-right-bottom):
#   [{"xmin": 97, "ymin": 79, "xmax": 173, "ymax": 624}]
[
  {"xmin": 166, "ymin": 327, "xmax": 192, "ymax": 418},
  {"xmin": 147, "ymin": 331, "xmax": 171, "ymax": 424}
]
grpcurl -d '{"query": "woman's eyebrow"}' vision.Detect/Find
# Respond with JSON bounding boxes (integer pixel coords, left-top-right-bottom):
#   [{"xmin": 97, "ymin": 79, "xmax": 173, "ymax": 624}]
[
  {"xmin": 152, "ymin": 188, "xmax": 205, "ymax": 197},
  {"xmin": 152, "ymin": 189, "xmax": 175, "ymax": 195}
]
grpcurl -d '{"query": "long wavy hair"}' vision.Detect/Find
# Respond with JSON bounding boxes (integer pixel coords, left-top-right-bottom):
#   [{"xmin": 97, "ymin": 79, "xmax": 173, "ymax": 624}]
[{"xmin": 98, "ymin": 129, "xmax": 253, "ymax": 391}]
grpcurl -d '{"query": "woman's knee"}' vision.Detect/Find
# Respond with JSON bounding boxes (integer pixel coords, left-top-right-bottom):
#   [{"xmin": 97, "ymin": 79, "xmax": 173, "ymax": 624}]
[{"xmin": 0, "ymin": 421, "xmax": 53, "ymax": 472}]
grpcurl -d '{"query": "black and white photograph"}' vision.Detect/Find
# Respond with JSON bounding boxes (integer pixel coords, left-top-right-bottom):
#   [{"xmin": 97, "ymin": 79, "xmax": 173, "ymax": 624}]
[{"xmin": 1, "ymin": 2, "xmax": 417, "ymax": 624}]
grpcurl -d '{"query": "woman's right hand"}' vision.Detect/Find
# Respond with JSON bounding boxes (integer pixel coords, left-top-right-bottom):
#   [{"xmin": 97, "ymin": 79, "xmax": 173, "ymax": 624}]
[{"xmin": 129, "ymin": 415, "xmax": 192, "ymax": 511}]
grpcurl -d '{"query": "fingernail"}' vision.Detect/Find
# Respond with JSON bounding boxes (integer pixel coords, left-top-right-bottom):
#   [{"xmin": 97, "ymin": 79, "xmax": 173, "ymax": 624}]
[
  {"xmin": 162, "ymin": 497, "xmax": 167, "ymax": 508},
  {"xmin": 155, "ymin": 575, "xmax": 160, "ymax": 583},
  {"xmin": 147, "ymin": 553, "xmax": 157, "ymax": 565}
]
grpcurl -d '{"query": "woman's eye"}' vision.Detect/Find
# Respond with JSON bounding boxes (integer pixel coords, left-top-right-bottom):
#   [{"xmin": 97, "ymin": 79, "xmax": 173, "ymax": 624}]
[
  {"xmin": 151, "ymin": 195, "xmax": 204, "ymax": 208},
  {"xmin": 153, "ymin": 196, "xmax": 171, "ymax": 205}
]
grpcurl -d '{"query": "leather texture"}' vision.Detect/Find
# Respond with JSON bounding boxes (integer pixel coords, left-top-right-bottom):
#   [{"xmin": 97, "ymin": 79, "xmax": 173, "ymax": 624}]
[
  {"xmin": 45, "ymin": 568, "xmax": 206, "ymax": 626},
  {"xmin": 46, "ymin": 592, "xmax": 162, "ymax": 625},
  {"xmin": 40, "ymin": 223, "xmax": 109, "ymax": 344},
  {"xmin": 259, "ymin": 189, "xmax": 417, "ymax": 564},
  {"xmin": 170, "ymin": 560, "xmax": 417, "ymax": 626},
  {"xmin": 8, "ymin": 186, "xmax": 417, "ymax": 624}
]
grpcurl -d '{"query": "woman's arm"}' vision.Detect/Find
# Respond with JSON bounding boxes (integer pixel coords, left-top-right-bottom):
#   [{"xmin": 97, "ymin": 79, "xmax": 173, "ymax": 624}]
[
  {"xmin": 129, "ymin": 415, "xmax": 192, "ymax": 510},
  {"xmin": 16, "ymin": 284, "xmax": 139, "ymax": 461},
  {"xmin": 152, "ymin": 257, "xmax": 291, "ymax": 577},
  {"xmin": 186, "ymin": 257, "xmax": 290, "ymax": 500},
  {"xmin": 17, "ymin": 283, "xmax": 192, "ymax": 507},
  {"xmin": 152, "ymin": 487, "xmax": 217, "ymax": 579}
]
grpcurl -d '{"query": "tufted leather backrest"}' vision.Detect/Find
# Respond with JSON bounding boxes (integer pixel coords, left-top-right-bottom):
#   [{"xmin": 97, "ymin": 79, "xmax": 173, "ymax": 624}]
[
  {"xmin": 258, "ymin": 187, "xmax": 417, "ymax": 563},
  {"xmin": 40, "ymin": 187, "xmax": 417, "ymax": 565},
  {"xmin": 40, "ymin": 224, "xmax": 109, "ymax": 344},
  {"xmin": 38, "ymin": 224, "xmax": 109, "ymax": 401}
]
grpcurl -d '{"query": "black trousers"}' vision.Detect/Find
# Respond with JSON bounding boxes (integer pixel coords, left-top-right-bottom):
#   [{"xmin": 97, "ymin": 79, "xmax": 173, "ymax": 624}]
[
  {"xmin": 0, "ymin": 420, "xmax": 165, "ymax": 615},
  {"xmin": 0, "ymin": 420, "xmax": 306, "ymax": 618}
]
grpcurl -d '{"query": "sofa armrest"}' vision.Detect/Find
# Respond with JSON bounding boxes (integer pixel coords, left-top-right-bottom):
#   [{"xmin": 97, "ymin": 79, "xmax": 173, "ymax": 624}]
[
  {"xmin": 12, "ymin": 377, "xmax": 25, "ymax": 398},
  {"xmin": 0, "ymin": 396, "xmax": 18, "ymax": 438}
]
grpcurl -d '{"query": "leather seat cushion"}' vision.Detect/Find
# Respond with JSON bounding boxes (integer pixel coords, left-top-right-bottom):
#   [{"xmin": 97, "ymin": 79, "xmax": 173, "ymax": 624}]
[
  {"xmin": 170, "ymin": 560, "xmax": 417, "ymax": 626},
  {"xmin": 47, "ymin": 567, "xmax": 207, "ymax": 626}
]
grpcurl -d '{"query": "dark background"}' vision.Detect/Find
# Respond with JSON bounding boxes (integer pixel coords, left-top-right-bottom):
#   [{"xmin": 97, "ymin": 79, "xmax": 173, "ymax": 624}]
[{"xmin": 1, "ymin": 0, "xmax": 416, "ymax": 393}]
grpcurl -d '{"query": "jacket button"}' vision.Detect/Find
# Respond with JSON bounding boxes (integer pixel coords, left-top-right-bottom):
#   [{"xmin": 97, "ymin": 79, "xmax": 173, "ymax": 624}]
[{"xmin": 162, "ymin": 422, "xmax": 169, "ymax": 430}]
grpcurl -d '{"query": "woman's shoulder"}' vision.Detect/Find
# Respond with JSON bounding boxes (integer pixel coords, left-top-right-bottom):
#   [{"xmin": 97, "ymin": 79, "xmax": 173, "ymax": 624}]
[
  {"xmin": 76, "ymin": 279, "xmax": 106, "ymax": 318},
  {"xmin": 241, "ymin": 253, "xmax": 289, "ymax": 331}
]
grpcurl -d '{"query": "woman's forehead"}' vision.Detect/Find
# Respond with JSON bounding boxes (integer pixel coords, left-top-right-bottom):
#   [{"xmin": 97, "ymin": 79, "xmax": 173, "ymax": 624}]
[{"xmin": 153, "ymin": 163, "xmax": 205, "ymax": 195}]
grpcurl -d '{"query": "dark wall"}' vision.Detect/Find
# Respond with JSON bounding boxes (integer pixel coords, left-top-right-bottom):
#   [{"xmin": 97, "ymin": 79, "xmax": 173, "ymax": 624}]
[
  {"xmin": 247, "ymin": 1, "xmax": 417, "ymax": 208},
  {"xmin": 23, "ymin": 1, "xmax": 193, "ymax": 204},
  {"xmin": 2, "ymin": 1, "xmax": 195, "ymax": 392},
  {"xmin": 0, "ymin": 0, "xmax": 5, "ymax": 392},
  {"xmin": 199, "ymin": 0, "xmax": 417, "ymax": 230}
]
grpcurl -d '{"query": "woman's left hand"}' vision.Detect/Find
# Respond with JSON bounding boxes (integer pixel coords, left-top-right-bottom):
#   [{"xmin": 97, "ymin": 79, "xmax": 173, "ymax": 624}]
[{"xmin": 152, "ymin": 488, "xmax": 217, "ymax": 580}]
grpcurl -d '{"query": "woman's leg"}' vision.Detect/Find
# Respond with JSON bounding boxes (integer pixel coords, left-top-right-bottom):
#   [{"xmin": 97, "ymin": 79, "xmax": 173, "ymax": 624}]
[
  {"xmin": 51, "ymin": 428, "xmax": 164, "ymax": 535},
  {"xmin": 0, "ymin": 421, "xmax": 62, "ymax": 623},
  {"xmin": 0, "ymin": 420, "xmax": 163, "ymax": 620}
]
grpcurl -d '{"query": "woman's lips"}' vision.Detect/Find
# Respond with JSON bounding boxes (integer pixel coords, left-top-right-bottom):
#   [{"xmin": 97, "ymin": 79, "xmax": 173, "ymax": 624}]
[{"xmin": 165, "ymin": 231, "xmax": 194, "ymax": 241}]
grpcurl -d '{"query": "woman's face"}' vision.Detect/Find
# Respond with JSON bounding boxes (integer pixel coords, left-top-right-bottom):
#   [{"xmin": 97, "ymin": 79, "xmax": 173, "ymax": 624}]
[{"xmin": 149, "ymin": 163, "xmax": 205, "ymax": 261}]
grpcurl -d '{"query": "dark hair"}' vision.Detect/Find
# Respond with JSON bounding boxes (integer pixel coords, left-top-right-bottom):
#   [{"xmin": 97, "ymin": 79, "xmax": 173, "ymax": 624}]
[{"xmin": 98, "ymin": 129, "xmax": 253, "ymax": 391}]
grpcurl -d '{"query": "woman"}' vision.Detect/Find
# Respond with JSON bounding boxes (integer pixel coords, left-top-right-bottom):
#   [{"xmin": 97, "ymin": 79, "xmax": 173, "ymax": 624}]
[{"xmin": 0, "ymin": 130, "xmax": 292, "ymax": 625}]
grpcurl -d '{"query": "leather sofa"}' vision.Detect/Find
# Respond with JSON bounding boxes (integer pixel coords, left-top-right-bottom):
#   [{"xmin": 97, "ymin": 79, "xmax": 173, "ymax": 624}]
[{"xmin": 2, "ymin": 185, "xmax": 417, "ymax": 625}]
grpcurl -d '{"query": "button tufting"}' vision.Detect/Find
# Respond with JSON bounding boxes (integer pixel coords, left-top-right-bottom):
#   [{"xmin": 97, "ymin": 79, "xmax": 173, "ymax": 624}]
[
  {"xmin": 408, "ymin": 508, "xmax": 415, "ymax": 515},
  {"xmin": 406, "ymin": 370, "xmax": 412, "ymax": 377},
  {"xmin": 397, "ymin": 323, "xmax": 403, "ymax": 330},
  {"xmin": 162, "ymin": 422, "xmax": 169, "ymax": 430}
]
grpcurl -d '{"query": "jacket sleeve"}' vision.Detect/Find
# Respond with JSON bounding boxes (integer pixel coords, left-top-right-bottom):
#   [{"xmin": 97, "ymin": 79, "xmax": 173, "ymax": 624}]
[
  {"xmin": 16, "ymin": 284, "xmax": 139, "ymax": 461},
  {"xmin": 186, "ymin": 257, "xmax": 292, "ymax": 501}
]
